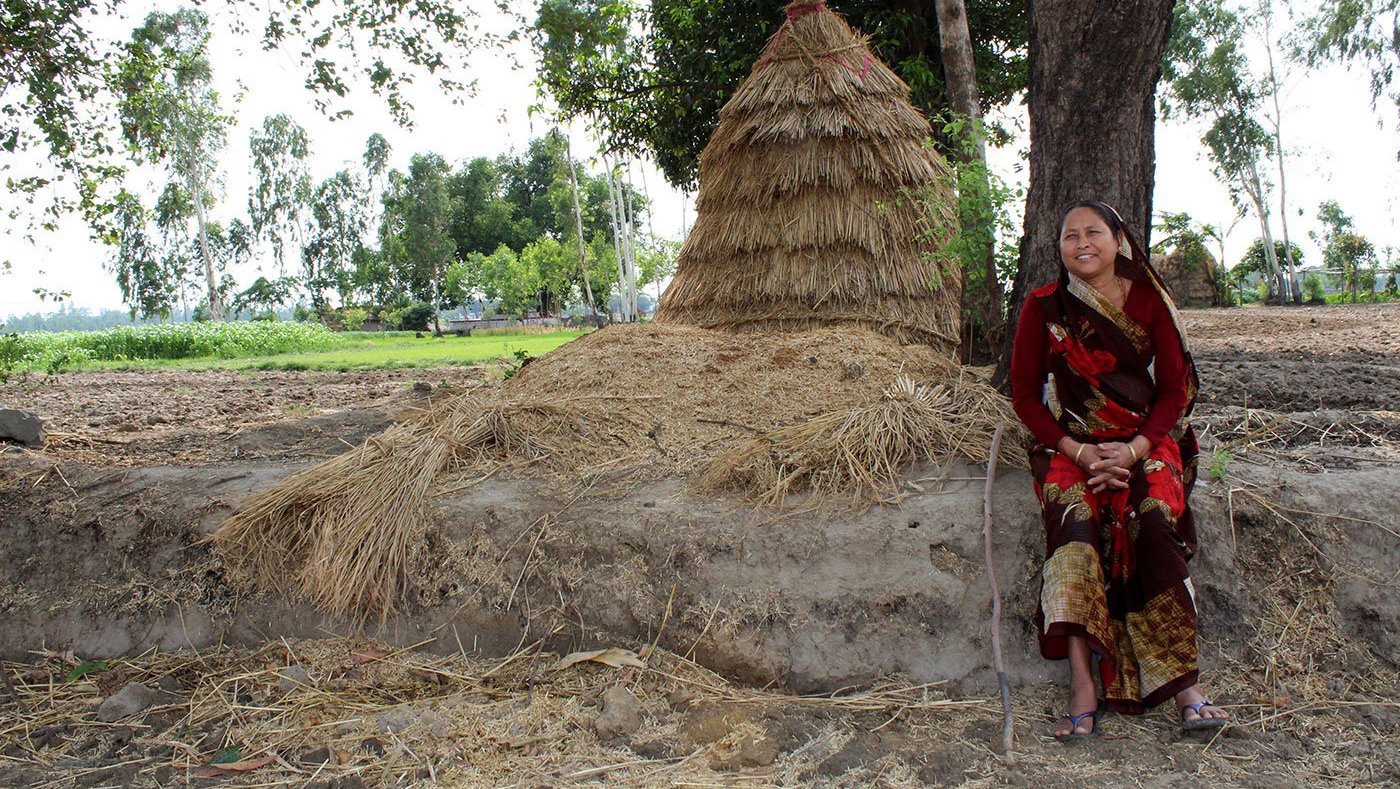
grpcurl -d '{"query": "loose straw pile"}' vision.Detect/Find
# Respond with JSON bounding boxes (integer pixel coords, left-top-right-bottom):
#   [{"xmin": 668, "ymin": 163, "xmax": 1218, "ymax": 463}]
[
  {"xmin": 703, "ymin": 373, "xmax": 1026, "ymax": 505},
  {"xmin": 212, "ymin": 394, "xmax": 609, "ymax": 621}
]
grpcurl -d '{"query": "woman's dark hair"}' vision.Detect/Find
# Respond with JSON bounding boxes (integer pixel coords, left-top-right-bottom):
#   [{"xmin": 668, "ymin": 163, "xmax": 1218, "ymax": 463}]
[{"xmin": 1061, "ymin": 200, "xmax": 1125, "ymax": 239}]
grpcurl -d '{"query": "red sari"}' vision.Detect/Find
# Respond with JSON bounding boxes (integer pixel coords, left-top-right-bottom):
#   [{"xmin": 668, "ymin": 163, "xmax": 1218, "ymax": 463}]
[{"xmin": 1010, "ymin": 249, "xmax": 1202, "ymax": 713}]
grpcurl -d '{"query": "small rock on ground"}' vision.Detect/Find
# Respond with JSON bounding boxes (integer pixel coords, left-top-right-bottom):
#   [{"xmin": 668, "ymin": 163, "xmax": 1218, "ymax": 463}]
[
  {"xmin": 276, "ymin": 665, "xmax": 311, "ymax": 692},
  {"xmin": 0, "ymin": 409, "xmax": 44, "ymax": 447},
  {"xmin": 96, "ymin": 682, "xmax": 156, "ymax": 723},
  {"xmin": 595, "ymin": 686, "xmax": 642, "ymax": 740}
]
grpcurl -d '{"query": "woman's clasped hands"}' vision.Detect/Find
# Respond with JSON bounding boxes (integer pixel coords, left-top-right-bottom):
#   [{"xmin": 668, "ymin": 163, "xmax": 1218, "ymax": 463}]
[{"xmin": 1060, "ymin": 437, "xmax": 1150, "ymax": 494}]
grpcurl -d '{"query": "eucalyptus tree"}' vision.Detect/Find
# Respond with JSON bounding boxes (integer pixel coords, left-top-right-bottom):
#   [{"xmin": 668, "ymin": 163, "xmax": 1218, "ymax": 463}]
[
  {"xmin": 2, "ymin": 0, "xmax": 508, "ymax": 237},
  {"xmin": 116, "ymin": 7, "xmax": 231, "ymax": 320},
  {"xmin": 1300, "ymin": 1, "xmax": 1400, "ymax": 135},
  {"xmin": 151, "ymin": 182, "xmax": 199, "ymax": 318},
  {"xmin": 108, "ymin": 191, "xmax": 176, "ymax": 319},
  {"xmin": 248, "ymin": 114, "xmax": 313, "ymax": 276},
  {"xmin": 1257, "ymin": 0, "xmax": 1302, "ymax": 303},
  {"xmin": 1161, "ymin": 0, "xmax": 1292, "ymax": 304},
  {"xmin": 303, "ymin": 170, "xmax": 369, "ymax": 311},
  {"xmin": 361, "ymin": 132, "xmax": 392, "ymax": 241}
]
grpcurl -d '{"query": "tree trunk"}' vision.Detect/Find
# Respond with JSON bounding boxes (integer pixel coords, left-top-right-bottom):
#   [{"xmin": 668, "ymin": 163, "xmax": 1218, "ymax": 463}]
[
  {"xmin": 996, "ymin": 0, "xmax": 1176, "ymax": 382},
  {"xmin": 934, "ymin": 0, "xmax": 1002, "ymax": 355},
  {"xmin": 620, "ymin": 164, "xmax": 640, "ymax": 320},
  {"xmin": 604, "ymin": 160, "xmax": 629, "ymax": 322},
  {"xmin": 1241, "ymin": 172, "xmax": 1284, "ymax": 304},
  {"xmin": 192, "ymin": 191, "xmax": 223, "ymax": 322},
  {"xmin": 565, "ymin": 137, "xmax": 597, "ymax": 316},
  {"xmin": 431, "ymin": 260, "xmax": 444, "ymax": 337},
  {"xmin": 1261, "ymin": 11, "xmax": 1303, "ymax": 304}
]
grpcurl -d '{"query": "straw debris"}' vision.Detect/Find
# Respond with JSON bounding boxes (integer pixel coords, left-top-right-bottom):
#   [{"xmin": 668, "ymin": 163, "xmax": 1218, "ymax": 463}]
[
  {"xmin": 3, "ymin": 632, "xmax": 1395, "ymax": 787},
  {"xmin": 212, "ymin": 395, "xmax": 618, "ymax": 622},
  {"xmin": 703, "ymin": 373, "xmax": 1026, "ymax": 505}
]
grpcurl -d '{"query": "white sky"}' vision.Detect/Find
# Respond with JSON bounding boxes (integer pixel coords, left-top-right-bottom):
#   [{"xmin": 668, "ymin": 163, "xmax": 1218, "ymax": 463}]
[{"xmin": 2, "ymin": 1, "xmax": 1395, "ymax": 319}]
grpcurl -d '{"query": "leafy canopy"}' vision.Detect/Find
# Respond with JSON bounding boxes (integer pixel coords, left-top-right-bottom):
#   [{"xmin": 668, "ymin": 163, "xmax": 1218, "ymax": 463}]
[
  {"xmin": 1297, "ymin": 1, "xmax": 1400, "ymax": 131},
  {"xmin": 531, "ymin": 0, "xmax": 1027, "ymax": 189},
  {"xmin": 1, "ymin": 0, "xmax": 511, "ymax": 237}
]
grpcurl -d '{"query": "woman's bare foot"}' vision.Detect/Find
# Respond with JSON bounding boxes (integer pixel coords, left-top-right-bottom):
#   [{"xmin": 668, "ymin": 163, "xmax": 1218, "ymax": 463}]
[{"xmin": 1176, "ymin": 684, "xmax": 1230, "ymax": 729}]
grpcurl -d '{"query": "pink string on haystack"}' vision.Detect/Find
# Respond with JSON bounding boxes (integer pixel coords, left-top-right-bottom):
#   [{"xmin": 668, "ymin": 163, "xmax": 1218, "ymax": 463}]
[
  {"xmin": 756, "ymin": 2, "xmax": 874, "ymax": 81},
  {"xmin": 785, "ymin": 1, "xmax": 826, "ymax": 18}
]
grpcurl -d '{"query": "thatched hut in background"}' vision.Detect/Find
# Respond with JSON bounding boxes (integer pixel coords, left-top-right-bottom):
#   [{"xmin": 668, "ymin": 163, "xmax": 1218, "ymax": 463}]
[
  {"xmin": 657, "ymin": 0, "xmax": 961, "ymax": 355},
  {"xmin": 1152, "ymin": 251, "xmax": 1220, "ymax": 307}
]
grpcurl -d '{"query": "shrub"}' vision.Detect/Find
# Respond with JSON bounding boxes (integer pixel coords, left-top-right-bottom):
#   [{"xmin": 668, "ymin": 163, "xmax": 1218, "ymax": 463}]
[
  {"xmin": 1303, "ymin": 273, "xmax": 1325, "ymax": 302},
  {"xmin": 337, "ymin": 307, "xmax": 369, "ymax": 331},
  {"xmin": 396, "ymin": 302, "xmax": 437, "ymax": 332}
]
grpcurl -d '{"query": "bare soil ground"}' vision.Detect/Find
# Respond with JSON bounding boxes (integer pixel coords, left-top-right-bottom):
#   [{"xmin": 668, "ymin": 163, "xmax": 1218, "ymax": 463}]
[
  {"xmin": 3, "ymin": 368, "xmax": 485, "ymax": 466},
  {"xmin": 1, "ymin": 303, "xmax": 1397, "ymax": 787}
]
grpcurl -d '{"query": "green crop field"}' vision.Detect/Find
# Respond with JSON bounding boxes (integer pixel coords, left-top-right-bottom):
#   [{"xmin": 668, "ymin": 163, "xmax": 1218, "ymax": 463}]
[
  {"xmin": 225, "ymin": 330, "xmax": 590, "ymax": 371},
  {"xmin": 1, "ymin": 323, "xmax": 589, "ymax": 374}
]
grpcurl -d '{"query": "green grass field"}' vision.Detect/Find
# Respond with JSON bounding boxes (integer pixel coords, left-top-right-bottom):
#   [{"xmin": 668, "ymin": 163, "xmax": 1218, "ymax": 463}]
[
  {"xmin": 225, "ymin": 330, "xmax": 590, "ymax": 371},
  {"xmin": 3, "ymin": 325, "xmax": 589, "ymax": 373}
]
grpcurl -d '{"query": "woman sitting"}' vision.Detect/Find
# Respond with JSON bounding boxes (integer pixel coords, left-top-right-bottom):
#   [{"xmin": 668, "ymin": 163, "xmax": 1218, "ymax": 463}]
[{"xmin": 1010, "ymin": 200, "xmax": 1231, "ymax": 741}]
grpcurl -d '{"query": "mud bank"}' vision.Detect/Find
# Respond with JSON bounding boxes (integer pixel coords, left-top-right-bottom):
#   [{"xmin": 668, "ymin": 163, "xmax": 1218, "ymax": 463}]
[{"xmin": 4, "ymin": 451, "xmax": 1393, "ymax": 696}]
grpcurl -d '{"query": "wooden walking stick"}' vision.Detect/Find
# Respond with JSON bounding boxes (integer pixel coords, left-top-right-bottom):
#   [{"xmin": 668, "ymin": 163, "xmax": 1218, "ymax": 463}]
[{"xmin": 982, "ymin": 423, "xmax": 1015, "ymax": 760}]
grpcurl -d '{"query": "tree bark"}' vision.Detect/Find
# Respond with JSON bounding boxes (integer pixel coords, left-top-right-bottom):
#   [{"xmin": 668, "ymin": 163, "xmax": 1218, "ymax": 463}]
[
  {"xmin": 565, "ymin": 136, "xmax": 598, "ymax": 316},
  {"xmin": 192, "ymin": 191, "xmax": 223, "ymax": 322},
  {"xmin": 934, "ymin": 0, "xmax": 1003, "ymax": 353},
  {"xmin": 1261, "ymin": 10, "xmax": 1302, "ymax": 304},
  {"xmin": 996, "ymin": 0, "xmax": 1176, "ymax": 383},
  {"xmin": 604, "ymin": 160, "xmax": 632, "ymax": 322},
  {"xmin": 1242, "ymin": 162, "xmax": 1285, "ymax": 304}
]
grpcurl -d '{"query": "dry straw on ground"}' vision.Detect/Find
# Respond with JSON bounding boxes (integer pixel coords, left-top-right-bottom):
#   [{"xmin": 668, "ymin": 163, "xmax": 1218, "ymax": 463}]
[
  {"xmin": 3, "ymin": 630, "xmax": 1396, "ymax": 787},
  {"xmin": 704, "ymin": 373, "xmax": 1026, "ymax": 506},
  {"xmin": 656, "ymin": 0, "xmax": 962, "ymax": 353}
]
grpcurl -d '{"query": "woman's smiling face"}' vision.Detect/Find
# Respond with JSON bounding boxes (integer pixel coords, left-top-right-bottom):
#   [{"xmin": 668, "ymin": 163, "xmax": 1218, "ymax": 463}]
[{"xmin": 1060, "ymin": 206, "xmax": 1121, "ymax": 281}]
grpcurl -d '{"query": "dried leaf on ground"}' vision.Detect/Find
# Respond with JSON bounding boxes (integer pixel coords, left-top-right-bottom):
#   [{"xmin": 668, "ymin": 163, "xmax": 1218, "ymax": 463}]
[{"xmin": 552, "ymin": 648, "xmax": 646, "ymax": 671}]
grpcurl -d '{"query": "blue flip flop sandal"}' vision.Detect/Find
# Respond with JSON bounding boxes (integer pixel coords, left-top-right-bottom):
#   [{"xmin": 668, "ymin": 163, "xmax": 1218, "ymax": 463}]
[
  {"xmin": 1181, "ymin": 699, "xmax": 1229, "ymax": 732},
  {"xmin": 1053, "ymin": 709, "xmax": 1101, "ymax": 742}
]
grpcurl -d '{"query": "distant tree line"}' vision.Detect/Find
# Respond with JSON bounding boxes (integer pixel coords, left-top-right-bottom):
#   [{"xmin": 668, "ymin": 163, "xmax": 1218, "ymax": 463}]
[{"xmin": 1152, "ymin": 199, "xmax": 1396, "ymax": 307}]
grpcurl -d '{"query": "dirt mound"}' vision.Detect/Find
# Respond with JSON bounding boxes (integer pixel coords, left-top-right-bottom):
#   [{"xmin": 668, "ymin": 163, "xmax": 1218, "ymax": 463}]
[{"xmin": 209, "ymin": 323, "xmax": 1022, "ymax": 623}]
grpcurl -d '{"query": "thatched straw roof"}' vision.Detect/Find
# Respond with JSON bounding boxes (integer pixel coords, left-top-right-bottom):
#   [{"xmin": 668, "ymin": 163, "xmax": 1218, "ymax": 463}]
[
  {"xmin": 656, "ymin": 1, "xmax": 962, "ymax": 354},
  {"xmin": 1151, "ymin": 251, "xmax": 1220, "ymax": 308}
]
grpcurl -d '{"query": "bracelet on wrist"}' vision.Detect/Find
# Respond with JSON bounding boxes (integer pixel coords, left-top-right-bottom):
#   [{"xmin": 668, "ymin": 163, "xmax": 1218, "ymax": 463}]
[{"xmin": 1074, "ymin": 443, "xmax": 1085, "ymax": 464}]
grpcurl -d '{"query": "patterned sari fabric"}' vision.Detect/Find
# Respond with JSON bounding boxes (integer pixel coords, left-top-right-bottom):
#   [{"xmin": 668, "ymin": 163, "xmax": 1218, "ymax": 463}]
[{"xmin": 1029, "ymin": 252, "xmax": 1202, "ymax": 714}]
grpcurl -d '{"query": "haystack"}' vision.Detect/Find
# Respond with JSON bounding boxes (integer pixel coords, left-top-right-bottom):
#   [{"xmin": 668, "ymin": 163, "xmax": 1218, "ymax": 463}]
[{"xmin": 656, "ymin": 0, "xmax": 961, "ymax": 354}]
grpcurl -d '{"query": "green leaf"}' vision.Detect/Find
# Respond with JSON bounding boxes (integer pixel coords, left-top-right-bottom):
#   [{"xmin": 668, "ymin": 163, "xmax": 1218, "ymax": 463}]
[
  {"xmin": 65, "ymin": 660, "xmax": 108, "ymax": 682},
  {"xmin": 212, "ymin": 746, "xmax": 243, "ymax": 765}
]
